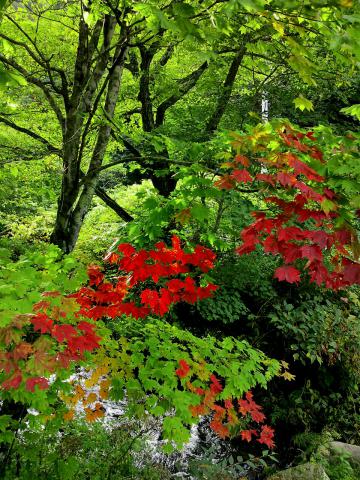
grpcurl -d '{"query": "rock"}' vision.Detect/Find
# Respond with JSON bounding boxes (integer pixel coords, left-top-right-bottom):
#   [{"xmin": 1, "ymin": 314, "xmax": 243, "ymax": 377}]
[
  {"xmin": 329, "ymin": 441, "xmax": 360, "ymax": 467},
  {"xmin": 267, "ymin": 463, "xmax": 330, "ymax": 480}
]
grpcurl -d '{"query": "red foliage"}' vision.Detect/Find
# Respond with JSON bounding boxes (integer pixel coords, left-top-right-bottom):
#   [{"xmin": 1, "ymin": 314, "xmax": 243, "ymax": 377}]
[
  {"xmin": 258, "ymin": 425, "xmax": 275, "ymax": 449},
  {"xmin": 175, "ymin": 359, "xmax": 191, "ymax": 378},
  {"xmin": 216, "ymin": 125, "xmax": 360, "ymax": 289},
  {"xmin": 1, "ymin": 237, "xmax": 217, "ymax": 394},
  {"xmin": 25, "ymin": 376, "xmax": 49, "ymax": 392},
  {"xmin": 72, "ymin": 235, "xmax": 218, "ymax": 320},
  {"xmin": 184, "ymin": 370, "xmax": 276, "ymax": 447},
  {"xmin": 232, "ymin": 169, "xmax": 253, "ymax": 183},
  {"xmin": 238, "ymin": 391, "xmax": 266, "ymax": 423},
  {"xmin": 274, "ymin": 265, "xmax": 301, "ymax": 284}
]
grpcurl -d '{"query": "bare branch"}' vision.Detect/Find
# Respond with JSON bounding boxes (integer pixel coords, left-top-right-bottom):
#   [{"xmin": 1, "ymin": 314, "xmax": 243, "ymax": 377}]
[
  {"xmin": 0, "ymin": 115, "xmax": 61, "ymax": 154},
  {"xmin": 94, "ymin": 185, "xmax": 134, "ymax": 222},
  {"xmin": 205, "ymin": 48, "xmax": 246, "ymax": 133},
  {"xmin": 155, "ymin": 61, "xmax": 208, "ymax": 127}
]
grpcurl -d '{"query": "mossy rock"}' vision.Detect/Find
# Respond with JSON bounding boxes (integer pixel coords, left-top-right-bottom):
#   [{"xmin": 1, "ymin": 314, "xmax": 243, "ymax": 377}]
[
  {"xmin": 267, "ymin": 463, "xmax": 330, "ymax": 480},
  {"xmin": 329, "ymin": 442, "xmax": 360, "ymax": 467}
]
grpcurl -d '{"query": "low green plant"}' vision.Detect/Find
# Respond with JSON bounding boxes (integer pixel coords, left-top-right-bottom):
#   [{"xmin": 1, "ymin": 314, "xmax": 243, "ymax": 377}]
[
  {"xmin": 269, "ymin": 289, "xmax": 360, "ymax": 376},
  {"xmin": 2, "ymin": 419, "xmax": 169, "ymax": 480},
  {"xmin": 188, "ymin": 444, "xmax": 278, "ymax": 479}
]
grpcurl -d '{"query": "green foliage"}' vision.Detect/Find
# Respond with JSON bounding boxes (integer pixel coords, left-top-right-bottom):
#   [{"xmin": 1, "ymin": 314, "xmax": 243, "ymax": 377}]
[
  {"xmin": 98, "ymin": 317, "xmax": 280, "ymax": 448},
  {"xmin": 195, "ymin": 252, "xmax": 277, "ymax": 325},
  {"xmin": 197, "ymin": 288, "xmax": 249, "ymax": 324},
  {"xmin": 340, "ymin": 104, "xmax": 360, "ymax": 121},
  {"xmin": 0, "ymin": 240, "xmax": 86, "ymax": 326},
  {"xmin": 293, "ymin": 431, "xmax": 360, "ymax": 480},
  {"xmin": 188, "ymin": 444, "xmax": 278, "ymax": 479},
  {"xmin": 325, "ymin": 456, "xmax": 360, "ymax": 480},
  {"xmin": 0, "ymin": 0, "xmax": 359, "ymax": 473},
  {"xmin": 2, "ymin": 420, "xmax": 168, "ymax": 480},
  {"xmin": 293, "ymin": 95, "xmax": 314, "ymax": 112},
  {"xmin": 313, "ymin": 125, "xmax": 360, "ymax": 210},
  {"xmin": 269, "ymin": 289, "xmax": 360, "ymax": 374}
]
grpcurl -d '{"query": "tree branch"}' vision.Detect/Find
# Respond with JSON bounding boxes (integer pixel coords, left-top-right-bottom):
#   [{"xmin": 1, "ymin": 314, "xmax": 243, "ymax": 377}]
[
  {"xmin": 138, "ymin": 44, "xmax": 158, "ymax": 131},
  {"xmin": 3, "ymin": 14, "xmax": 70, "ymax": 106},
  {"xmin": 78, "ymin": 169, "xmax": 133, "ymax": 222},
  {"xmin": 205, "ymin": 47, "xmax": 246, "ymax": 133},
  {"xmin": 94, "ymin": 185, "xmax": 134, "ymax": 222},
  {"xmin": 0, "ymin": 54, "xmax": 65, "ymax": 128},
  {"xmin": 155, "ymin": 61, "xmax": 208, "ymax": 127},
  {"xmin": 0, "ymin": 115, "xmax": 61, "ymax": 154}
]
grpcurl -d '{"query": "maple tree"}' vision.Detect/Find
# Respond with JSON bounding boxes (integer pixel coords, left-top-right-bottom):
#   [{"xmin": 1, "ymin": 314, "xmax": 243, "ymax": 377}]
[
  {"xmin": 0, "ymin": 234, "xmax": 289, "ymax": 455},
  {"xmin": 215, "ymin": 122, "xmax": 360, "ymax": 289},
  {"xmin": 0, "ymin": 236, "xmax": 217, "ymax": 390}
]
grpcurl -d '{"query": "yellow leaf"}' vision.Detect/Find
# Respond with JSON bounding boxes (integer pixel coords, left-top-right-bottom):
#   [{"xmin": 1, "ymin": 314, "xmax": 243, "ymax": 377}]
[
  {"xmin": 282, "ymin": 371, "xmax": 296, "ymax": 381},
  {"xmin": 272, "ymin": 21, "xmax": 284, "ymax": 35},
  {"xmin": 83, "ymin": 392, "xmax": 97, "ymax": 405},
  {"xmin": 280, "ymin": 360, "xmax": 289, "ymax": 369},
  {"xmin": 99, "ymin": 389, "xmax": 109, "ymax": 400},
  {"xmin": 63, "ymin": 409, "xmax": 75, "ymax": 421}
]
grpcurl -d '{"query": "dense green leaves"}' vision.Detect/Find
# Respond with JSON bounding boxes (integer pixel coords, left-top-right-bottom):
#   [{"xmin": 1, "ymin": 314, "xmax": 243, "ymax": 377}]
[{"xmin": 0, "ymin": 242, "xmax": 86, "ymax": 325}]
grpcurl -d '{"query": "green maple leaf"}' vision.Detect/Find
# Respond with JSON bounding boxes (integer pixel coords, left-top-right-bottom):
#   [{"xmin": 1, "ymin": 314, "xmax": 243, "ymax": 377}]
[
  {"xmin": 293, "ymin": 95, "xmax": 314, "ymax": 112},
  {"xmin": 340, "ymin": 104, "xmax": 360, "ymax": 121}
]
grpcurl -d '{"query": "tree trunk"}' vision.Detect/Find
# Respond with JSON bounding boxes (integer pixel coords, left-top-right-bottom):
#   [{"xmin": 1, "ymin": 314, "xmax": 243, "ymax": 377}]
[{"xmin": 50, "ymin": 16, "xmax": 126, "ymax": 253}]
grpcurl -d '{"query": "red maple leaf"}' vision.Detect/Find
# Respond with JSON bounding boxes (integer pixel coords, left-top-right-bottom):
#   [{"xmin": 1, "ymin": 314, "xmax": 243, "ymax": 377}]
[
  {"xmin": 25, "ymin": 376, "xmax": 49, "ymax": 392},
  {"xmin": 310, "ymin": 147, "xmax": 323, "ymax": 162},
  {"xmin": 103, "ymin": 251, "xmax": 120, "ymax": 264},
  {"xmin": 87, "ymin": 265, "xmax": 104, "ymax": 286},
  {"xmin": 300, "ymin": 244, "xmax": 323, "ymax": 262},
  {"xmin": 274, "ymin": 265, "xmax": 301, "ymax": 284},
  {"xmin": 308, "ymin": 230, "xmax": 332, "ymax": 249},
  {"xmin": 255, "ymin": 173, "xmax": 276, "ymax": 186},
  {"xmin": 210, "ymin": 374, "xmax": 223, "ymax": 394},
  {"xmin": 31, "ymin": 313, "xmax": 53, "ymax": 334},
  {"xmin": 308, "ymin": 261, "xmax": 330, "ymax": 286},
  {"xmin": 77, "ymin": 321, "xmax": 96, "ymax": 335},
  {"xmin": 277, "ymin": 227, "xmax": 305, "ymax": 242},
  {"xmin": 241, "ymin": 429, "xmax": 257, "ymax": 442},
  {"xmin": 51, "ymin": 324, "xmax": 78, "ymax": 343},
  {"xmin": 231, "ymin": 169, "xmax": 253, "ymax": 183},
  {"xmin": 209, "ymin": 419, "xmax": 230, "ymax": 439},
  {"xmin": 342, "ymin": 260, "xmax": 360, "ymax": 285},
  {"xmin": 287, "ymin": 154, "xmax": 324, "ymax": 182},
  {"xmin": 175, "ymin": 359, "xmax": 190, "ymax": 378},
  {"xmin": 68, "ymin": 331, "xmax": 101, "ymax": 353},
  {"xmin": 276, "ymin": 171, "xmax": 297, "ymax": 187},
  {"xmin": 234, "ymin": 154, "xmax": 250, "ymax": 167},
  {"xmin": 12, "ymin": 342, "xmax": 33, "ymax": 361},
  {"xmin": 2, "ymin": 372, "xmax": 22, "ymax": 390},
  {"xmin": 257, "ymin": 425, "xmax": 275, "ymax": 449},
  {"xmin": 117, "ymin": 243, "xmax": 136, "ymax": 257},
  {"xmin": 295, "ymin": 182, "xmax": 324, "ymax": 202},
  {"xmin": 238, "ymin": 391, "xmax": 265, "ymax": 422},
  {"xmin": 214, "ymin": 174, "xmax": 235, "ymax": 190},
  {"xmin": 41, "ymin": 291, "xmax": 61, "ymax": 298},
  {"xmin": 224, "ymin": 399, "xmax": 234, "ymax": 410},
  {"xmin": 0, "ymin": 352, "xmax": 15, "ymax": 374},
  {"xmin": 306, "ymin": 131, "xmax": 316, "ymax": 141},
  {"xmin": 33, "ymin": 300, "xmax": 51, "ymax": 312}
]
